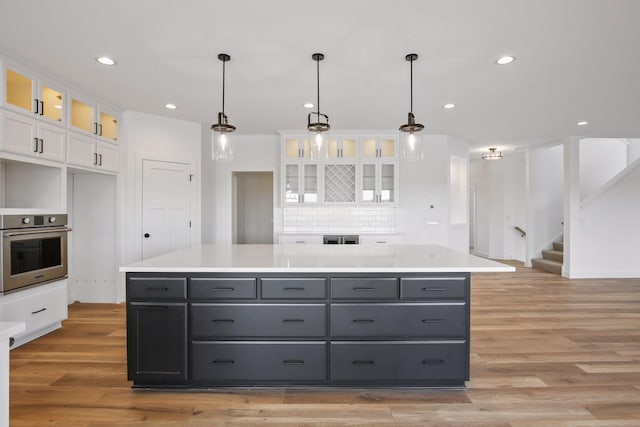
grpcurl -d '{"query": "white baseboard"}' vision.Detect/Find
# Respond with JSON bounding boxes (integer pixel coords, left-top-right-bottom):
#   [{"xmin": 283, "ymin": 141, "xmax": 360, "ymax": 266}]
[{"xmin": 566, "ymin": 270, "xmax": 640, "ymax": 279}]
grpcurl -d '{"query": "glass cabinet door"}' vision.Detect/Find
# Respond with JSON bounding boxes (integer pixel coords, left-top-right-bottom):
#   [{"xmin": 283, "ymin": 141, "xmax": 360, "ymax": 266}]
[
  {"xmin": 380, "ymin": 164, "xmax": 395, "ymax": 202},
  {"xmin": 362, "ymin": 139, "xmax": 377, "ymax": 158},
  {"xmin": 285, "ymin": 164, "xmax": 300, "ymax": 203},
  {"xmin": 41, "ymin": 85, "xmax": 63, "ymax": 123},
  {"xmin": 100, "ymin": 111, "xmax": 118, "ymax": 141},
  {"xmin": 284, "ymin": 139, "xmax": 310, "ymax": 159},
  {"xmin": 5, "ymin": 69, "xmax": 34, "ymax": 113},
  {"xmin": 71, "ymin": 98, "xmax": 96, "ymax": 133},
  {"xmin": 303, "ymin": 164, "xmax": 318, "ymax": 202},
  {"xmin": 361, "ymin": 163, "xmax": 376, "ymax": 202},
  {"xmin": 379, "ymin": 138, "xmax": 395, "ymax": 158}
]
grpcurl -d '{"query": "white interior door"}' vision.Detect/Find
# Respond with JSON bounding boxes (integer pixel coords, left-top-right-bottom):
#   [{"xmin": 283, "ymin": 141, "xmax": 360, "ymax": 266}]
[{"xmin": 142, "ymin": 159, "xmax": 193, "ymax": 259}]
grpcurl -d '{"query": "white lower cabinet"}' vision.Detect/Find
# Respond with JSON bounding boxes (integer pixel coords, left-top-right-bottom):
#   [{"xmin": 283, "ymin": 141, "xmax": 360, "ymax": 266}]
[
  {"xmin": 278, "ymin": 234, "xmax": 323, "ymax": 244},
  {"xmin": 0, "ymin": 280, "xmax": 68, "ymax": 348},
  {"xmin": 359, "ymin": 234, "xmax": 405, "ymax": 245},
  {"xmin": 67, "ymin": 131, "xmax": 118, "ymax": 173}
]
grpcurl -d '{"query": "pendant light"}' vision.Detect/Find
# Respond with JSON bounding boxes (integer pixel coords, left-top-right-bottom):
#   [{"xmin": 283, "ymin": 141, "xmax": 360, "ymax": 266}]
[
  {"xmin": 399, "ymin": 53, "xmax": 424, "ymax": 161},
  {"xmin": 211, "ymin": 53, "xmax": 235, "ymax": 161},
  {"xmin": 307, "ymin": 53, "xmax": 330, "ymax": 160},
  {"xmin": 482, "ymin": 147, "xmax": 503, "ymax": 160}
]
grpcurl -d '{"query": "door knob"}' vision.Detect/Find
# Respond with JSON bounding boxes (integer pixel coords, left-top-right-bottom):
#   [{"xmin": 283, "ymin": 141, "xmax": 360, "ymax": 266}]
[{"xmin": 144, "ymin": 233, "xmax": 150, "ymax": 238}]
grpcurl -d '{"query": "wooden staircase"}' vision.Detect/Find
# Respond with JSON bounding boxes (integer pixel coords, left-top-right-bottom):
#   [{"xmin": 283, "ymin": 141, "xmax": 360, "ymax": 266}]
[{"xmin": 531, "ymin": 241, "xmax": 563, "ymax": 274}]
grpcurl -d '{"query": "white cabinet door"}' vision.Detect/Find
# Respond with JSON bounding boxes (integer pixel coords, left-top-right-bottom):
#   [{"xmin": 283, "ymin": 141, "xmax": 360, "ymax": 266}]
[
  {"xmin": 97, "ymin": 141, "xmax": 118, "ymax": 172},
  {"xmin": 66, "ymin": 131, "xmax": 96, "ymax": 168},
  {"xmin": 1, "ymin": 109, "xmax": 36, "ymax": 156},
  {"xmin": 37, "ymin": 121, "xmax": 65, "ymax": 162}
]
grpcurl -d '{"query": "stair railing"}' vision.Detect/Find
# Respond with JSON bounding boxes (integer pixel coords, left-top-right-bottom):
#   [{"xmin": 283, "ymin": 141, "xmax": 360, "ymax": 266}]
[{"xmin": 514, "ymin": 226, "xmax": 526, "ymax": 238}]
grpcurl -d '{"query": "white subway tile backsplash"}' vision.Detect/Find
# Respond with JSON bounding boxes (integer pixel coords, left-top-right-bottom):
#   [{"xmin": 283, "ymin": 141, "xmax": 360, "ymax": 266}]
[{"xmin": 282, "ymin": 206, "xmax": 395, "ymax": 233}]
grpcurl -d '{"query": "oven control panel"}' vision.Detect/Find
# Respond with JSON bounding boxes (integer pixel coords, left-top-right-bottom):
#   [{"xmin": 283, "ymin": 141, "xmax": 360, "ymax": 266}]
[{"xmin": 0, "ymin": 214, "xmax": 68, "ymax": 229}]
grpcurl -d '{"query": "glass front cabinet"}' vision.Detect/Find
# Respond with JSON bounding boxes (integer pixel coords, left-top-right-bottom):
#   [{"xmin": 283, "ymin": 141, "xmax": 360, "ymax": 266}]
[{"xmin": 281, "ymin": 134, "xmax": 398, "ymax": 206}]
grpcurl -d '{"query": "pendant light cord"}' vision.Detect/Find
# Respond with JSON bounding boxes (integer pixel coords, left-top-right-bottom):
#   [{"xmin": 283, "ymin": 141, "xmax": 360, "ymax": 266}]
[
  {"xmin": 410, "ymin": 56, "xmax": 413, "ymax": 114},
  {"xmin": 316, "ymin": 57, "xmax": 320, "ymax": 116},
  {"xmin": 221, "ymin": 59, "xmax": 226, "ymax": 116}
]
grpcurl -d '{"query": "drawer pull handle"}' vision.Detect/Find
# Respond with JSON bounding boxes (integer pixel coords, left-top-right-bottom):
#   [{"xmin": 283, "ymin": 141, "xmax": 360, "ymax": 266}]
[
  {"xmin": 283, "ymin": 360, "xmax": 305, "ymax": 365},
  {"xmin": 31, "ymin": 308, "xmax": 47, "ymax": 315},
  {"xmin": 422, "ymin": 359, "xmax": 445, "ymax": 365},
  {"xmin": 353, "ymin": 287, "xmax": 375, "ymax": 292},
  {"xmin": 422, "ymin": 318, "xmax": 444, "ymax": 324},
  {"xmin": 352, "ymin": 319, "xmax": 375, "ymax": 324},
  {"xmin": 282, "ymin": 319, "xmax": 305, "ymax": 323},
  {"xmin": 145, "ymin": 287, "xmax": 169, "ymax": 292},
  {"xmin": 283, "ymin": 287, "xmax": 305, "ymax": 291},
  {"xmin": 353, "ymin": 360, "xmax": 375, "ymax": 365},
  {"xmin": 212, "ymin": 287, "xmax": 235, "ymax": 292},
  {"xmin": 34, "ymin": 274, "xmax": 45, "ymax": 279},
  {"xmin": 212, "ymin": 319, "xmax": 234, "ymax": 323},
  {"xmin": 422, "ymin": 287, "xmax": 445, "ymax": 292},
  {"xmin": 145, "ymin": 306, "xmax": 169, "ymax": 310},
  {"xmin": 212, "ymin": 359, "xmax": 235, "ymax": 365}
]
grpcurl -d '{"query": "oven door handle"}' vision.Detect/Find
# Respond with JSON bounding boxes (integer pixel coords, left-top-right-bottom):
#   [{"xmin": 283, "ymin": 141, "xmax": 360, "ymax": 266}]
[{"xmin": 3, "ymin": 227, "xmax": 72, "ymax": 237}]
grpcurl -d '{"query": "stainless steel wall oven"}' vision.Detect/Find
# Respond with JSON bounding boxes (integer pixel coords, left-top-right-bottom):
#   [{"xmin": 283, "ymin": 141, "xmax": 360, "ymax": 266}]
[{"xmin": 1, "ymin": 214, "xmax": 71, "ymax": 294}]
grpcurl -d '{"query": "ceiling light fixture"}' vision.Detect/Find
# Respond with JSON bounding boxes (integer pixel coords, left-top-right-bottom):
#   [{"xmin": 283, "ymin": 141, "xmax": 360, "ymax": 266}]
[
  {"xmin": 482, "ymin": 147, "xmax": 503, "ymax": 160},
  {"xmin": 95, "ymin": 56, "xmax": 116, "ymax": 66},
  {"xmin": 304, "ymin": 102, "xmax": 314, "ymax": 109},
  {"xmin": 577, "ymin": 121, "xmax": 588, "ymax": 126},
  {"xmin": 495, "ymin": 55, "xmax": 515, "ymax": 65},
  {"xmin": 399, "ymin": 53, "xmax": 424, "ymax": 161},
  {"xmin": 307, "ymin": 53, "xmax": 330, "ymax": 160},
  {"xmin": 211, "ymin": 53, "xmax": 236, "ymax": 161},
  {"xmin": 443, "ymin": 103, "xmax": 456, "ymax": 109},
  {"xmin": 165, "ymin": 103, "xmax": 177, "ymax": 110}
]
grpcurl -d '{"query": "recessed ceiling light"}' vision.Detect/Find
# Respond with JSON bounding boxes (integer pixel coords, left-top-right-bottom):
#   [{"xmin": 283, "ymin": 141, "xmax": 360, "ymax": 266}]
[
  {"xmin": 53, "ymin": 104, "xmax": 62, "ymax": 109},
  {"xmin": 443, "ymin": 103, "xmax": 456, "ymax": 109},
  {"xmin": 304, "ymin": 102, "xmax": 314, "ymax": 109},
  {"xmin": 165, "ymin": 103, "xmax": 177, "ymax": 110},
  {"xmin": 577, "ymin": 121, "xmax": 588, "ymax": 126},
  {"xmin": 95, "ymin": 56, "xmax": 116, "ymax": 66},
  {"xmin": 495, "ymin": 55, "xmax": 515, "ymax": 65}
]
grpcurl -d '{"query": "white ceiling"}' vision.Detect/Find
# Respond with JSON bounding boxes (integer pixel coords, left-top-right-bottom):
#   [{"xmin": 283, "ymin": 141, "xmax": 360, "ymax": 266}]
[{"xmin": 1, "ymin": 0, "xmax": 639, "ymax": 151}]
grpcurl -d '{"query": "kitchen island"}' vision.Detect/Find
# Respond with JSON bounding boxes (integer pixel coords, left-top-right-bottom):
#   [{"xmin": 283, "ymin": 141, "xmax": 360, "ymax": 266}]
[{"xmin": 120, "ymin": 244, "xmax": 513, "ymax": 388}]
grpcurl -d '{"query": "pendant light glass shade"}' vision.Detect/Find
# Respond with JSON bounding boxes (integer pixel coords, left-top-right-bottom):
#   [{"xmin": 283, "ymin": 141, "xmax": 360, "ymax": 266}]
[
  {"xmin": 307, "ymin": 53, "xmax": 330, "ymax": 160},
  {"xmin": 211, "ymin": 53, "xmax": 235, "ymax": 161},
  {"xmin": 399, "ymin": 53, "xmax": 424, "ymax": 161}
]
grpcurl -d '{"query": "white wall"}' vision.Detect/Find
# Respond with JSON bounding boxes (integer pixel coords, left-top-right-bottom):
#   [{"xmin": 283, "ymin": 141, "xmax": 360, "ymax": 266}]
[
  {"xmin": 204, "ymin": 134, "xmax": 280, "ymax": 244},
  {"xmin": 566, "ymin": 139, "xmax": 640, "ymax": 278},
  {"xmin": 120, "ymin": 111, "xmax": 202, "ymax": 279},
  {"xmin": 579, "ymin": 138, "xmax": 627, "ymax": 200},
  {"xmin": 396, "ymin": 135, "xmax": 449, "ymax": 245},
  {"xmin": 529, "ymin": 144, "xmax": 564, "ymax": 259},
  {"xmin": 627, "ymin": 138, "xmax": 640, "ymax": 164}
]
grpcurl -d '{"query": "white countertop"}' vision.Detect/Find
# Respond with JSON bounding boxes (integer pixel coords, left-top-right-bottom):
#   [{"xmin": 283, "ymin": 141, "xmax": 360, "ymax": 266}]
[{"xmin": 120, "ymin": 244, "xmax": 515, "ymax": 273}]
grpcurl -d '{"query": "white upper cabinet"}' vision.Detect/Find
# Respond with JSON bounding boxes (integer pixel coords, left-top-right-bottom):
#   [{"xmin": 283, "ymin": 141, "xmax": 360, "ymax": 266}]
[
  {"xmin": 280, "ymin": 133, "xmax": 398, "ymax": 206},
  {"xmin": 327, "ymin": 138, "xmax": 357, "ymax": 161},
  {"xmin": 68, "ymin": 93, "xmax": 119, "ymax": 143},
  {"xmin": 2, "ymin": 63, "xmax": 65, "ymax": 127},
  {"xmin": 66, "ymin": 131, "xmax": 118, "ymax": 173},
  {"xmin": 1, "ymin": 63, "xmax": 66, "ymax": 162}
]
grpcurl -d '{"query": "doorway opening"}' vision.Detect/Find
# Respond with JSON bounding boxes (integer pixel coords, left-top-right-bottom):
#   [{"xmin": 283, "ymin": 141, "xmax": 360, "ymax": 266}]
[{"xmin": 232, "ymin": 172, "xmax": 274, "ymax": 244}]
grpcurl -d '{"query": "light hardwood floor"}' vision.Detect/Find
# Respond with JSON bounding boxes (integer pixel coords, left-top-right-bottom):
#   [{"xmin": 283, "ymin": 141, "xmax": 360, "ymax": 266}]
[{"xmin": 9, "ymin": 262, "xmax": 640, "ymax": 426}]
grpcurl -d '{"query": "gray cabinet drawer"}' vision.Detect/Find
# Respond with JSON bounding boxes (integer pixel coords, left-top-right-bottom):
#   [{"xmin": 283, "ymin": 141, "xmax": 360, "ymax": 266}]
[
  {"xmin": 331, "ymin": 278, "xmax": 397, "ymax": 299},
  {"xmin": 330, "ymin": 342, "xmax": 466, "ymax": 381},
  {"xmin": 192, "ymin": 342, "xmax": 327, "ymax": 381},
  {"xmin": 127, "ymin": 277, "xmax": 187, "ymax": 301},
  {"xmin": 400, "ymin": 277, "xmax": 467, "ymax": 300},
  {"xmin": 261, "ymin": 278, "xmax": 326, "ymax": 299},
  {"xmin": 190, "ymin": 278, "xmax": 256, "ymax": 300},
  {"xmin": 331, "ymin": 304, "xmax": 466, "ymax": 338},
  {"xmin": 191, "ymin": 304, "xmax": 326, "ymax": 338}
]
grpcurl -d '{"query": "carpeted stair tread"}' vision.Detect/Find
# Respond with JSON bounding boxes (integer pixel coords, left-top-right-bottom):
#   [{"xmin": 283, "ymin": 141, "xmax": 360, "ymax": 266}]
[
  {"xmin": 553, "ymin": 241, "xmax": 564, "ymax": 252},
  {"xmin": 531, "ymin": 258, "xmax": 562, "ymax": 274},
  {"xmin": 542, "ymin": 249, "xmax": 564, "ymax": 263}
]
